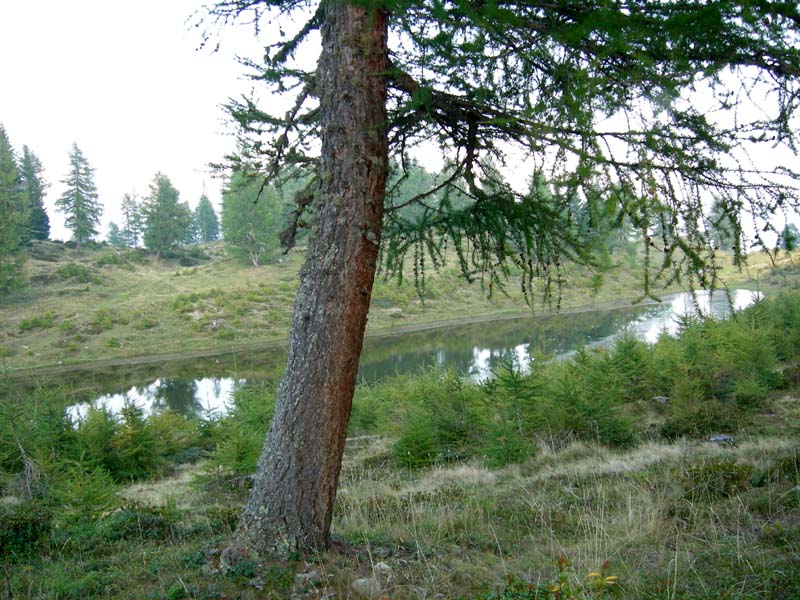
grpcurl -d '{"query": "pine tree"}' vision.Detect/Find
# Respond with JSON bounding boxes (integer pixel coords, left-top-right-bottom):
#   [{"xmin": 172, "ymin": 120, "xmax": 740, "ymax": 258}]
[
  {"xmin": 0, "ymin": 124, "xmax": 28, "ymax": 293},
  {"xmin": 779, "ymin": 223, "xmax": 800, "ymax": 252},
  {"xmin": 708, "ymin": 198, "xmax": 740, "ymax": 252},
  {"xmin": 142, "ymin": 173, "xmax": 192, "ymax": 258},
  {"xmin": 19, "ymin": 146, "xmax": 49, "ymax": 241},
  {"xmin": 221, "ymin": 173, "xmax": 284, "ymax": 265},
  {"xmin": 120, "ymin": 193, "xmax": 143, "ymax": 247},
  {"xmin": 194, "ymin": 194, "xmax": 219, "ymax": 242},
  {"xmin": 57, "ymin": 143, "xmax": 101, "ymax": 251},
  {"xmin": 202, "ymin": 0, "xmax": 800, "ymax": 556},
  {"xmin": 106, "ymin": 222, "xmax": 125, "ymax": 247}
]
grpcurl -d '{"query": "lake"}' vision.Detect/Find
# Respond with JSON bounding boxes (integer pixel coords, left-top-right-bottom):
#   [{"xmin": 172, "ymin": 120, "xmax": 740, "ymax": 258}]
[{"xmin": 65, "ymin": 289, "xmax": 760, "ymax": 419}]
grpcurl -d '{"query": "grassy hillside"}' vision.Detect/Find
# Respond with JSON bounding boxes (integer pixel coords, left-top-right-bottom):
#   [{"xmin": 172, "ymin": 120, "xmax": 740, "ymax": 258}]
[{"xmin": 1, "ymin": 240, "xmax": 793, "ymax": 372}]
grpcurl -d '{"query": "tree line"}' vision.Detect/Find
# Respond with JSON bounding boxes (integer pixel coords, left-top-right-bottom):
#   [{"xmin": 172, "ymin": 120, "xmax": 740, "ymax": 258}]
[{"xmin": 2, "ymin": 119, "xmax": 798, "ymax": 300}]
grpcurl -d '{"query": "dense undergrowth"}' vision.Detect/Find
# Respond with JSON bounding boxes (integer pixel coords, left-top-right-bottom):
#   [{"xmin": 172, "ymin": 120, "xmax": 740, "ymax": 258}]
[{"xmin": 1, "ymin": 291, "xmax": 799, "ymax": 598}]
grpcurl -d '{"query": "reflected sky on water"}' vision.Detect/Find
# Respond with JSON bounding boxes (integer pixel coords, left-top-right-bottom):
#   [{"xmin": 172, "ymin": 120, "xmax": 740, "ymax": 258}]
[{"xmin": 68, "ymin": 289, "xmax": 761, "ymax": 419}]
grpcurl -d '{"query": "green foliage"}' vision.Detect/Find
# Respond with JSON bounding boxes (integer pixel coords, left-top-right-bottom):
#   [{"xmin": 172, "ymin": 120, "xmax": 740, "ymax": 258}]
[
  {"xmin": 194, "ymin": 194, "xmax": 219, "ymax": 242},
  {"xmin": 106, "ymin": 221, "xmax": 125, "ymax": 247},
  {"xmin": 19, "ymin": 311, "xmax": 55, "ymax": 331},
  {"xmin": 210, "ymin": 382, "xmax": 276, "ymax": 474},
  {"xmin": 120, "ymin": 192, "xmax": 143, "ymax": 247},
  {"xmin": 660, "ymin": 399, "xmax": 740, "ymax": 440},
  {"xmin": 56, "ymin": 261, "xmax": 99, "ymax": 283},
  {"xmin": 0, "ymin": 503, "xmax": 51, "ymax": 558},
  {"xmin": 71, "ymin": 402, "xmax": 197, "ymax": 483},
  {"xmin": 392, "ymin": 407, "xmax": 439, "ymax": 469},
  {"xmin": 142, "ymin": 173, "xmax": 193, "ymax": 257},
  {"xmin": 56, "ymin": 143, "xmax": 101, "ymax": 250},
  {"xmin": 389, "ymin": 368, "xmax": 487, "ymax": 467},
  {"xmin": 50, "ymin": 464, "xmax": 119, "ymax": 521},
  {"xmin": 680, "ymin": 458, "xmax": 753, "ymax": 501},
  {"xmin": 221, "ymin": 172, "xmax": 287, "ymax": 266},
  {"xmin": 213, "ymin": 0, "xmax": 800, "ymax": 300},
  {"xmin": 19, "ymin": 145, "xmax": 49, "ymax": 241},
  {"xmin": 538, "ymin": 360, "xmax": 638, "ymax": 448},
  {"xmin": 95, "ymin": 504, "xmax": 178, "ymax": 542},
  {"xmin": 0, "ymin": 124, "xmax": 28, "ymax": 294},
  {"xmin": 779, "ymin": 223, "xmax": 800, "ymax": 252},
  {"xmin": 482, "ymin": 419, "xmax": 536, "ymax": 468}
]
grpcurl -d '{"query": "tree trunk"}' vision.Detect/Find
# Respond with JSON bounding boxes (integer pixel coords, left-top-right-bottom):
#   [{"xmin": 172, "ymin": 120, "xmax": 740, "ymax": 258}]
[{"xmin": 233, "ymin": 1, "xmax": 388, "ymax": 556}]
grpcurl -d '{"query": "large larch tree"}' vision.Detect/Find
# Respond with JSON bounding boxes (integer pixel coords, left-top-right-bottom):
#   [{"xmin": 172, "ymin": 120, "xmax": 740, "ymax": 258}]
[
  {"xmin": 56, "ymin": 143, "xmax": 101, "ymax": 251},
  {"xmin": 201, "ymin": 0, "xmax": 800, "ymax": 557}
]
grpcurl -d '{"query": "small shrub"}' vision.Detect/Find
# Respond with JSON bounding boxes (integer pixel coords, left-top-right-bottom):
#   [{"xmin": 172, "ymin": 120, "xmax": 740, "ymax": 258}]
[
  {"xmin": 55, "ymin": 262, "xmax": 98, "ymax": 283},
  {"xmin": 19, "ymin": 312, "xmax": 56, "ymax": 331},
  {"xmin": 681, "ymin": 458, "xmax": 753, "ymax": 500},
  {"xmin": 482, "ymin": 420, "xmax": 536, "ymax": 468},
  {"xmin": 0, "ymin": 503, "xmax": 51, "ymax": 558},
  {"xmin": 393, "ymin": 409, "xmax": 438, "ymax": 469},
  {"xmin": 134, "ymin": 316, "xmax": 159, "ymax": 330},
  {"xmin": 50, "ymin": 465, "xmax": 119, "ymax": 521},
  {"xmin": 660, "ymin": 399, "xmax": 740, "ymax": 440},
  {"xmin": 96, "ymin": 505, "xmax": 177, "ymax": 542},
  {"xmin": 93, "ymin": 252, "xmax": 130, "ymax": 268},
  {"xmin": 86, "ymin": 309, "xmax": 115, "ymax": 334}
]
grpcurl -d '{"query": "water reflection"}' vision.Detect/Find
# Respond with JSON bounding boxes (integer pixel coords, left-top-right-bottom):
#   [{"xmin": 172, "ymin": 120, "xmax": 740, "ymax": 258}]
[{"xmin": 67, "ymin": 289, "xmax": 760, "ymax": 418}]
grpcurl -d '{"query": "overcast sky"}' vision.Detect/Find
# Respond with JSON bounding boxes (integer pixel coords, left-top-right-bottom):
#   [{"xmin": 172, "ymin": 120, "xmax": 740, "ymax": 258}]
[{"xmin": 0, "ymin": 0, "xmax": 262, "ymax": 241}]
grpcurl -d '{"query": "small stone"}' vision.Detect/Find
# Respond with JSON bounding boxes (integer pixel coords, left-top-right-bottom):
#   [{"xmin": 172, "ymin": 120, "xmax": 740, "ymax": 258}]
[
  {"xmin": 351, "ymin": 577, "xmax": 382, "ymax": 599},
  {"xmin": 294, "ymin": 570, "xmax": 320, "ymax": 587},
  {"xmin": 709, "ymin": 434, "xmax": 736, "ymax": 445},
  {"xmin": 219, "ymin": 545, "xmax": 248, "ymax": 574},
  {"xmin": 373, "ymin": 562, "xmax": 392, "ymax": 576},
  {"xmin": 249, "ymin": 577, "xmax": 265, "ymax": 590},
  {"xmin": 652, "ymin": 395, "xmax": 670, "ymax": 404}
]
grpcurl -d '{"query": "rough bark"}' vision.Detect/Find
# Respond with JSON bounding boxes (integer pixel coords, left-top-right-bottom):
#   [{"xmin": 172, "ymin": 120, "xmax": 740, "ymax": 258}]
[{"xmin": 233, "ymin": 1, "xmax": 388, "ymax": 556}]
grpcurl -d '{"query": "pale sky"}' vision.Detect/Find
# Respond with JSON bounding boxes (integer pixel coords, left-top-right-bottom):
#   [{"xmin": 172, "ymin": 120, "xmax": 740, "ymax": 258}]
[{"xmin": 0, "ymin": 0, "xmax": 263, "ymax": 241}]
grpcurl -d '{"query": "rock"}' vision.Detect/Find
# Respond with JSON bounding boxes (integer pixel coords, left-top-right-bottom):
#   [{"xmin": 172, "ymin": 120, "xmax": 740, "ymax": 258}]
[
  {"xmin": 351, "ymin": 577, "xmax": 382, "ymax": 599},
  {"xmin": 294, "ymin": 570, "xmax": 320, "ymax": 587},
  {"xmin": 373, "ymin": 562, "xmax": 392, "ymax": 576},
  {"xmin": 249, "ymin": 577, "xmax": 265, "ymax": 590},
  {"xmin": 219, "ymin": 545, "xmax": 249, "ymax": 574},
  {"xmin": 709, "ymin": 434, "xmax": 735, "ymax": 446},
  {"xmin": 652, "ymin": 396, "xmax": 670, "ymax": 404}
]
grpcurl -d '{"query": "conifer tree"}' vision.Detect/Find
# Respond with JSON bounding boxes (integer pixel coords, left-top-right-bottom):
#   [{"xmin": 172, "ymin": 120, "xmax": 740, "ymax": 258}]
[
  {"xmin": 19, "ymin": 146, "xmax": 49, "ymax": 241},
  {"xmin": 203, "ymin": 0, "xmax": 800, "ymax": 557},
  {"xmin": 221, "ymin": 173, "xmax": 284, "ymax": 265},
  {"xmin": 0, "ymin": 124, "xmax": 27, "ymax": 293},
  {"xmin": 120, "ymin": 193, "xmax": 143, "ymax": 247},
  {"xmin": 779, "ymin": 223, "xmax": 799, "ymax": 252},
  {"xmin": 56, "ymin": 143, "xmax": 101, "ymax": 251},
  {"xmin": 142, "ymin": 173, "xmax": 192, "ymax": 258},
  {"xmin": 106, "ymin": 222, "xmax": 125, "ymax": 247},
  {"xmin": 194, "ymin": 194, "xmax": 220, "ymax": 242}
]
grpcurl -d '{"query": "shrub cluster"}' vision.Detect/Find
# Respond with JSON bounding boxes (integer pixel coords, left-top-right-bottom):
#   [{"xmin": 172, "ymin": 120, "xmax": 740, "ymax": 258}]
[{"xmin": 346, "ymin": 291, "xmax": 800, "ymax": 469}]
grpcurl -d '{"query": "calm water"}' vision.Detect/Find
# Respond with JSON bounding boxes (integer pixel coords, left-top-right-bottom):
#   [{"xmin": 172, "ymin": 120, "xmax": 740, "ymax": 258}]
[{"xmin": 67, "ymin": 289, "xmax": 760, "ymax": 419}]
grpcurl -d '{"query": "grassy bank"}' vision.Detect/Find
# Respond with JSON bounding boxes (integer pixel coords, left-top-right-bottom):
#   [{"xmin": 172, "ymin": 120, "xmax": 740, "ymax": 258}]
[
  {"xmin": 1, "ymin": 290, "xmax": 799, "ymax": 598},
  {"xmin": 2, "ymin": 240, "xmax": 795, "ymax": 372}
]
